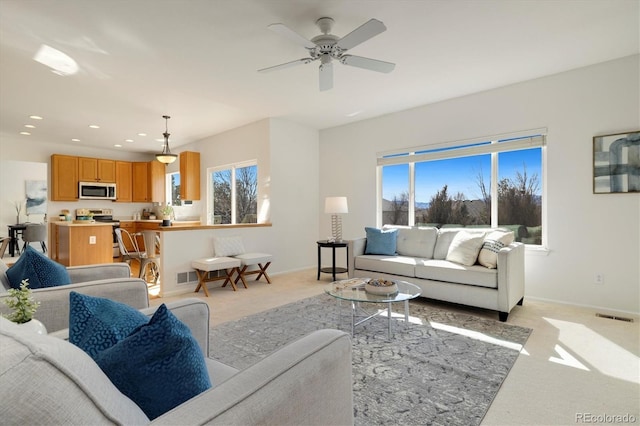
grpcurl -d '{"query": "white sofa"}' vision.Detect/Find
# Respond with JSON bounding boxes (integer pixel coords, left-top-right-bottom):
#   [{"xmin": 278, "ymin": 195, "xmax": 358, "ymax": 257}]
[{"xmin": 348, "ymin": 226, "xmax": 525, "ymax": 321}]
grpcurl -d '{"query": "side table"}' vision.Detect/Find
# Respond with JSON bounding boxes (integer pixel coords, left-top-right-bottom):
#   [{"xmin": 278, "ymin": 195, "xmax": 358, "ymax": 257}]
[{"xmin": 317, "ymin": 240, "xmax": 348, "ymax": 281}]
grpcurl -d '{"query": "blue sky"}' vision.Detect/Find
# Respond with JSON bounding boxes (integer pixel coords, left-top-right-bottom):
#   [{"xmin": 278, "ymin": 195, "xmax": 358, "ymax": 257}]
[{"xmin": 383, "ymin": 148, "xmax": 542, "ymax": 203}]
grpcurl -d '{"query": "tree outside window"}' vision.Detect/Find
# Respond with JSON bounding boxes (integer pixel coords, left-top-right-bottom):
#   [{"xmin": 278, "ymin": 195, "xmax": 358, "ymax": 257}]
[{"xmin": 209, "ymin": 162, "xmax": 257, "ymax": 225}]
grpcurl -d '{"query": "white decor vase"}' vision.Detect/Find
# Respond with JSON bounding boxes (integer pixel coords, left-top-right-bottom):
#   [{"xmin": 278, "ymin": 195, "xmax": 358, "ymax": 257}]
[{"xmin": 19, "ymin": 318, "xmax": 47, "ymax": 335}]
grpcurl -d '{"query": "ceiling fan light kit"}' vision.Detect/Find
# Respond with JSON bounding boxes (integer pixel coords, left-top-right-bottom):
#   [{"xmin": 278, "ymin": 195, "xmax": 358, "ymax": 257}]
[{"xmin": 258, "ymin": 17, "xmax": 395, "ymax": 91}]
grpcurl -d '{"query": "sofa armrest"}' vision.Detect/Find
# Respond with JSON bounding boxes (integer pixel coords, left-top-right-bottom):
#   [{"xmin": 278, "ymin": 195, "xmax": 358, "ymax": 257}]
[
  {"xmin": 0, "ymin": 278, "xmax": 149, "ymax": 333},
  {"xmin": 141, "ymin": 299, "xmax": 210, "ymax": 356},
  {"xmin": 152, "ymin": 329, "xmax": 353, "ymax": 426},
  {"xmin": 496, "ymin": 242, "xmax": 525, "ymax": 313},
  {"xmin": 347, "ymin": 237, "xmax": 367, "ymax": 277},
  {"xmin": 66, "ymin": 263, "xmax": 132, "ymax": 283}
]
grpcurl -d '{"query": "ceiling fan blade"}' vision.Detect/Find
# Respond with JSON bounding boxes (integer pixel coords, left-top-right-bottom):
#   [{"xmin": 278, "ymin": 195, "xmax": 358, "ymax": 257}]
[
  {"xmin": 319, "ymin": 62, "xmax": 333, "ymax": 91},
  {"xmin": 336, "ymin": 18, "xmax": 387, "ymax": 51},
  {"xmin": 258, "ymin": 58, "xmax": 313, "ymax": 73},
  {"xmin": 268, "ymin": 23, "xmax": 316, "ymax": 49},
  {"xmin": 340, "ymin": 55, "xmax": 395, "ymax": 73}
]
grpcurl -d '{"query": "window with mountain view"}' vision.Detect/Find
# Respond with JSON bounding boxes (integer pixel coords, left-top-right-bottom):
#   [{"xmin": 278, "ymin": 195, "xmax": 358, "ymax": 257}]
[
  {"xmin": 379, "ymin": 133, "xmax": 544, "ymax": 245},
  {"xmin": 207, "ymin": 162, "xmax": 258, "ymax": 225}
]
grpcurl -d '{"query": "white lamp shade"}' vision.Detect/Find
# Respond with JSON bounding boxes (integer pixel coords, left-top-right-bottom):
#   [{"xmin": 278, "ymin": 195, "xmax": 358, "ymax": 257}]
[{"xmin": 325, "ymin": 196, "xmax": 348, "ymax": 214}]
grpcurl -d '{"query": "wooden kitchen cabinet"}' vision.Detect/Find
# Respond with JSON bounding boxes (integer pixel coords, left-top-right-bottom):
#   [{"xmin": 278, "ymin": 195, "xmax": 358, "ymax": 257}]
[
  {"xmin": 180, "ymin": 151, "xmax": 200, "ymax": 200},
  {"xmin": 149, "ymin": 161, "xmax": 166, "ymax": 203},
  {"xmin": 51, "ymin": 154, "xmax": 79, "ymax": 201},
  {"xmin": 115, "ymin": 161, "xmax": 132, "ymax": 202},
  {"xmin": 78, "ymin": 157, "xmax": 116, "ymax": 182},
  {"xmin": 53, "ymin": 223, "xmax": 113, "ymax": 266},
  {"xmin": 132, "ymin": 162, "xmax": 149, "ymax": 202},
  {"xmin": 132, "ymin": 161, "xmax": 165, "ymax": 203}
]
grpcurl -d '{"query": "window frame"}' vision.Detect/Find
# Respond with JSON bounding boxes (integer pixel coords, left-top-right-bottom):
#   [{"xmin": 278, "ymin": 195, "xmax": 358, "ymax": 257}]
[
  {"xmin": 206, "ymin": 160, "xmax": 258, "ymax": 225},
  {"xmin": 377, "ymin": 128, "xmax": 547, "ymax": 248}
]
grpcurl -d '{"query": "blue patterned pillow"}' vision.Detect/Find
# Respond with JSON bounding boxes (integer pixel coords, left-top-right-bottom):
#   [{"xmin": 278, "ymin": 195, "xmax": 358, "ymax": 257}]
[
  {"xmin": 94, "ymin": 304, "xmax": 212, "ymax": 420},
  {"xmin": 364, "ymin": 227, "xmax": 398, "ymax": 255},
  {"xmin": 6, "ymin": 246, "xmax": 71, "ymax": 289},
  {"xmin": 69, "ymin": 292, "xmax": 148, "ymax": 358}
]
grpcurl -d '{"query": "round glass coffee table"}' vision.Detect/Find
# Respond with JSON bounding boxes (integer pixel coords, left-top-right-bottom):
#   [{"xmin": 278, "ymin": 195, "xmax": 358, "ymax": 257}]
[{"xmin": 325, "ymin": 278, "xmax": 422, "ymax": 339}]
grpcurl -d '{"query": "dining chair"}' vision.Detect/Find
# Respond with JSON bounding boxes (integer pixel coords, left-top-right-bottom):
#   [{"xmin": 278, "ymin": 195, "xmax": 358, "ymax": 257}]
[
  {"xmin": 21, "ymin": 223, "xmax": 47, "ymax": 253},
  {"xmin": 0, "ymin": 237, "xmax": 10, "ymax": 259}
]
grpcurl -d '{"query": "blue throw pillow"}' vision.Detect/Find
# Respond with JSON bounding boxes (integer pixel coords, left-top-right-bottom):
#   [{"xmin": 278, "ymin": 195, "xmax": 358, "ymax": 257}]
[
  {"xmin": 69, "ymin": 292, "xmax": 148, "ymax": 358},
  {"xmin": 6, "ymin": 245, "xmax": 71, "ymax": 289},
  {"xmin": 94, "ymin": 304, "xmax": 212, "ymax": 420},
  {"xmin": 364, "ymin": 227, "xmax": 398, "ymax": 255}
]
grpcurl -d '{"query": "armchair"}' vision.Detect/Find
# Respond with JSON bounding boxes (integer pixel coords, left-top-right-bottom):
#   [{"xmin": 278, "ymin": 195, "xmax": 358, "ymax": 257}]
[
  {"xmin": 0, "ymin": 298, "xmax": 354, "ymax": 425},
  {"xmin": 0, "ymin": 260, "xmax": 149, "ymax": 333}
]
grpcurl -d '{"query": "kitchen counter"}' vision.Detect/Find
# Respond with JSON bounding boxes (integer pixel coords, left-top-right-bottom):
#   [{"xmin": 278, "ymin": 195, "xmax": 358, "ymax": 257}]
[{"xmin": 118, "ymin": 220, "xmax": 201, "ymax": 226}]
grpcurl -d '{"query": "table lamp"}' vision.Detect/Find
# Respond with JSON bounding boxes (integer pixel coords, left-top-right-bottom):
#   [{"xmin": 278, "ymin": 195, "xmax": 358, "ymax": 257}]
[{"xmin": 325, "ymin": 196, "xmax": 348, "ymax": 242}]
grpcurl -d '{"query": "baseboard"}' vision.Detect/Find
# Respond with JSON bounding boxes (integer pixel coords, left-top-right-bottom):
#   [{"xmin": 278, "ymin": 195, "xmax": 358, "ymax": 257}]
[{"xmin": 525, "ymin": 295, "xmax": 640, "ymax": 319}]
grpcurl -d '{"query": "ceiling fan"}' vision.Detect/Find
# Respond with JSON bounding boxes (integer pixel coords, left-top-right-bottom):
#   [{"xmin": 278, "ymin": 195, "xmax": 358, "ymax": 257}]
[{"xmin": 258, "ymin": 17, "xmax": 395, "ymax": 91}]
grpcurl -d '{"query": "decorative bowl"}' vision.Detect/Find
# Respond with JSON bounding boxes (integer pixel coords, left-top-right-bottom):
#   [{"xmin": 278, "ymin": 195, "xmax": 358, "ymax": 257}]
[{"xmin": 365, "ymin": 279, "xmax": 398, "ymax": 295}]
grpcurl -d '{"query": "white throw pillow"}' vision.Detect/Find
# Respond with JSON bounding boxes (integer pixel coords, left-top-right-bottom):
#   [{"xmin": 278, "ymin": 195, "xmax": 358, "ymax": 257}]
[
  {"xmin": 477, "ymin": 230, "xmax": 515, "ymax": 268},
  {"xmin": 213, "ymin": 236, "xmax": 245, "ymax": 257},
  {"xmin": 445, "ymin": 231, "xmax": 485, "ymax": 266}
]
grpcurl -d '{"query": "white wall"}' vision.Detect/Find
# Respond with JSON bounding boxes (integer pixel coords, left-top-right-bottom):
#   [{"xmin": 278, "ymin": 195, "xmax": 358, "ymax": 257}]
[
  {"xmin": 159, "ymin": 118, "xmax": 319, "ymax": 296},
  {"xmin": 319, "ymin": 55, "xmax": 640, "ymax": 314}
]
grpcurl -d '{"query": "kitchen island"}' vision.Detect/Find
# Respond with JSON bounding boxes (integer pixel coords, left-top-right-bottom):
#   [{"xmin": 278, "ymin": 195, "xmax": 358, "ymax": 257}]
[{"xmin": 50, "ymin": 221, "xmax": 113, "ymax": 266}]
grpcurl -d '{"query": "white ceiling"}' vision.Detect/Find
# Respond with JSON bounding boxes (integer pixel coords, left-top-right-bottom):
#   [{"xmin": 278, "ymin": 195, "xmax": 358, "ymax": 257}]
[{"xmin": 1, "ymin": 0, "xmax": 638, "ymax": 155}]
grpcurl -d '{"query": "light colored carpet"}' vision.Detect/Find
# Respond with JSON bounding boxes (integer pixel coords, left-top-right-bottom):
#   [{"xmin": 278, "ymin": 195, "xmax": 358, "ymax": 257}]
[{"xmin": 209, "ymin": 294, "xmax": 531, "ymax": 425}]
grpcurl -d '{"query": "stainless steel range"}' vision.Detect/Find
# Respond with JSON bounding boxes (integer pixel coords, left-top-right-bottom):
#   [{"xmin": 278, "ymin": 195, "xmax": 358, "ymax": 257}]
[{"xmin": 76, "ymin": 208, "xmax": 120, "ymax": 258}]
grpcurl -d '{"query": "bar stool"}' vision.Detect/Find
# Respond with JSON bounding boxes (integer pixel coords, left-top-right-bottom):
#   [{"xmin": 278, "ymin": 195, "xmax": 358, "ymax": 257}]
[{"xmin": 191, "ymin": 257, "xmax": 242, "ymax": 296}]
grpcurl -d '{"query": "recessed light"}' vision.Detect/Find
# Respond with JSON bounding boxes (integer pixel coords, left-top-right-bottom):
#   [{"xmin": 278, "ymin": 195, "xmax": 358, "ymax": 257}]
[
  {"xmin": 346, "ymin": 110, "xmax": 362, "ymax": 117},
  {"xmin": 71, "ymin": 138, "xmax": 80, "ymax": 142},
  {"xmin": 20, "ymin": 131, "xmax": 31, "ymax": 135},
  {"xmin": 155, "ymin": 138, "xmax": 164, "ymax": 142},
  {"xmin": 137, "ymin": 133, "xmax": 147, "ymax": 137},
  {"xmin": 24, "ymin": 124, "xmax": 35, "ymax": 128},
  {"xmin": 29, "ymin": 115, "xmax": 43, "ymax": 120},
  {"xmin": 114, "ymin": 144, "xmax": 122, "ymax": 148},
  {"xmin": 125, "ymin": 139, "xmax": 134, "ymax": 143},
  {"xmin": 88, "ymin": 124, "xmax": 100, "ymax": 129}
]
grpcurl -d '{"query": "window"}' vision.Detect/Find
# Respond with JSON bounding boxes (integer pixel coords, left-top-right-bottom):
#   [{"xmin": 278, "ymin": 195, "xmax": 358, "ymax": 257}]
[
  {"xmin": 207, "ymin": 161, "xmax": 258, "ymax": 225},
  {"xmin": 379, "ymin": 130, "xmax": 545, "ymax": 245},
  {"xmin": 166, "ymin": 172, "xmax": 182, "ymax": 206}
]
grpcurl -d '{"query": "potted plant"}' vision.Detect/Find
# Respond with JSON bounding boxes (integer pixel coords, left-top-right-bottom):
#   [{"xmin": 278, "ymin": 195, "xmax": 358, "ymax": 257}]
[
  {"xmin": 160, "ymin": 204, "xmax": 173, "ymax": 226},
  {"xmin": 2, "ymin": 279, "xmax": 46, "ymax": 334}
]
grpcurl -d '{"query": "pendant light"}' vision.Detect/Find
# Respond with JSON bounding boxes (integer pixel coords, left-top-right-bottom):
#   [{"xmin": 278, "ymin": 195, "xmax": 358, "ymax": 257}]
[{"xmin": 156, "ymin": 115, "xmax": 177, "ymax": 164}]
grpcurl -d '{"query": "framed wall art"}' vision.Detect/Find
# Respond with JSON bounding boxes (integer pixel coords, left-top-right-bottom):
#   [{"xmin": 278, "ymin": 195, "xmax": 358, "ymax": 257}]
[{"xmin": 593, "ymin": 131, "xmax": 640, "ymax": 194}]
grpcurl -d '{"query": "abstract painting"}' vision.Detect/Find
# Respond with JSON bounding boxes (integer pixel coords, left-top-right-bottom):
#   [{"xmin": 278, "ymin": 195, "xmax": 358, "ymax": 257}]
[
  {"xmin": 593, "ymin": 131, "xmax": 640, "ymax": 193},
  {"xmin": 26, "ymin": 180, "xmax": 47, "ymax": 214}
]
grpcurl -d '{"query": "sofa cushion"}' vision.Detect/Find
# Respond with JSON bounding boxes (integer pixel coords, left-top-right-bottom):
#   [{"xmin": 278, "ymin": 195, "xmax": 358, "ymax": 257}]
[
  {"xmin": 94, "ymin": 304, "xmax": 212, "ymax": 420},
  {"xmin": 213, "ymin": 236, "xmax": 245, "ymax": 257},
  {"xmin": 69, "ymin": 292, "xmax": 149, "ymax": 359},
  {"xmin": 478, "ymin": 230, "xmax": 515, "ymax": 268},
  {"xmin": 387, "ymin": 226, "xmax": 438, "ymax": 259},
  {"xmin": 433, "ymin": 228, "xmax": 487, "ymax": 259},
  {"xmin": 6, "ymin": 246, "xmax": 71, "ymax": 289},
  {"xmin": 364, "ymin": 227, "xmax": 397, "ymax": 255},
  {"xmin": 0, "ymin": 316, "xmax": 149, "ymax": 424},
  {"xmin": 415, "ymin": 259, "xmax": 498, "ymax": 288},
  {"xmin": 446, "ymin": 231, "xmax": 485, "ymax": 266},
  {"xmin": 355, "ymin": 255, "xmax": 417, "ymax": 277}
]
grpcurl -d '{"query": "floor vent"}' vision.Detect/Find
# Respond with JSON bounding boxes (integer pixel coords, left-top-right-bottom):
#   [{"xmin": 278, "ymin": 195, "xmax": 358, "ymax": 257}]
[{"xmin": 596, "ymin": 313, "xmax": 634, "ymax": 322}]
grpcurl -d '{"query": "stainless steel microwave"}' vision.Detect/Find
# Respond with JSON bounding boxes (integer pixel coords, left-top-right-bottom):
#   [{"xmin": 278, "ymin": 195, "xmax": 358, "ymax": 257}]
[{"xmin": 79, "ymin": 182, "xmax": 117, "ymax": 200}]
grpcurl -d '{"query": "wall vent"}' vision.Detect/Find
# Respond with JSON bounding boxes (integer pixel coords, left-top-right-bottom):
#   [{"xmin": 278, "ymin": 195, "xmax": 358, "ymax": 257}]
[
  {"xmin": 596, "ymin": 313, "xmax": 634, "ymax": 323},
  {"xmin": 177, "ymin": 272, "xmax": 189, "ymax": 284}
]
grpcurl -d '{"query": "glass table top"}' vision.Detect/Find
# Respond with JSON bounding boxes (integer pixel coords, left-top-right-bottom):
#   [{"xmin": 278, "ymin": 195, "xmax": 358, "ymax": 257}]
[{"xmin": 325, "ymin": 278, "xmax": 422, "ymax": 303}]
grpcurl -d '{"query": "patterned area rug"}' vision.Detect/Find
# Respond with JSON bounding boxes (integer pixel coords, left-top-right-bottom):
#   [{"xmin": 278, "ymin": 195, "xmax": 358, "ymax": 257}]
[{"xmin": 209, "ymin": 294, "xmax": 531, "ymax": 425}]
